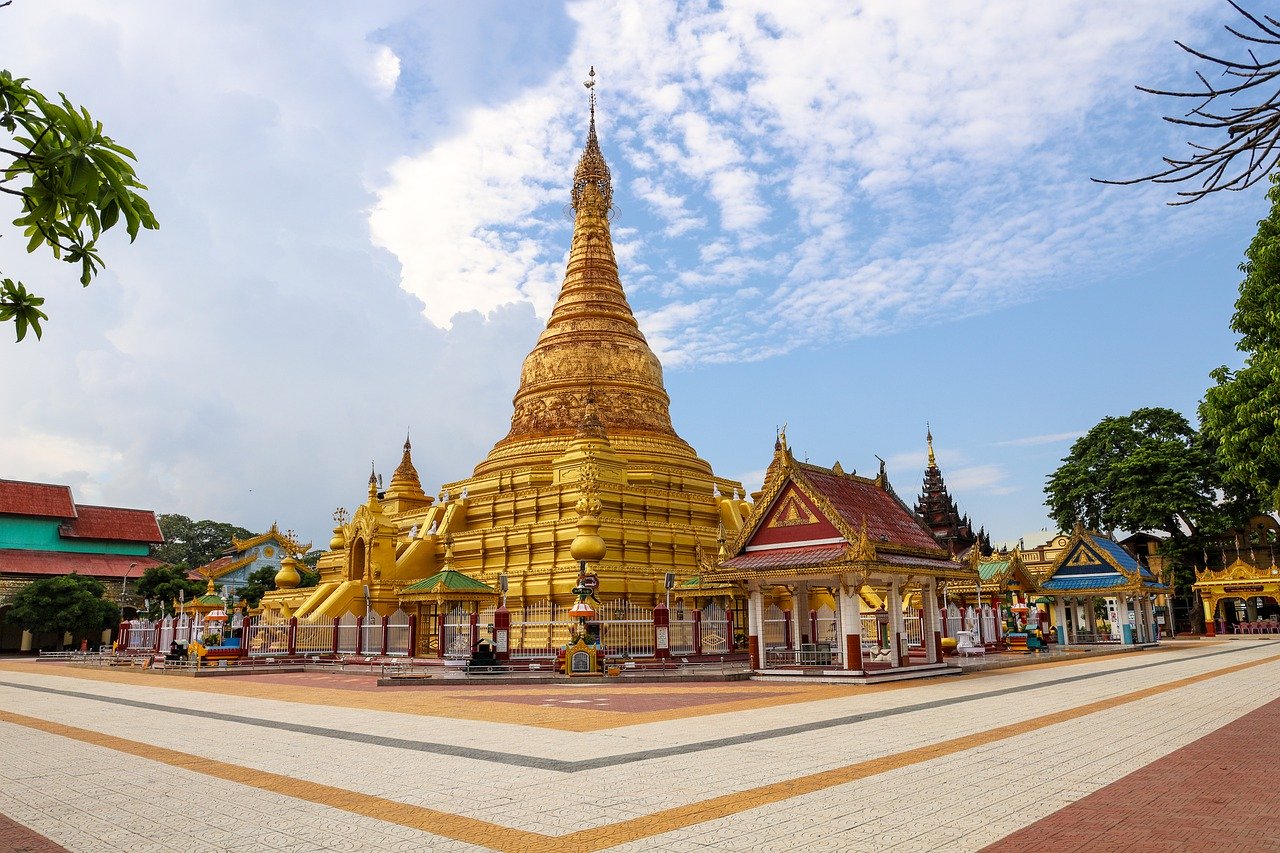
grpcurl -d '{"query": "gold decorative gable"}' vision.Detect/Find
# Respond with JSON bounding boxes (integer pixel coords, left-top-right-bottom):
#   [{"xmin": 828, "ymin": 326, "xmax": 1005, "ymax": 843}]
[
  {"xmin": 767, "ymin": 493, "xmax": 818, "ymax": 528},
  {"xmin": 1067, "ymin": 545, "xmax": 1101, "ymax": 567}
]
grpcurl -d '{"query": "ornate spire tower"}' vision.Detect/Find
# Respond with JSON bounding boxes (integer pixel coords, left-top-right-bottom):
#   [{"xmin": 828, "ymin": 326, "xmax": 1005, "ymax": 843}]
[
  {"xmin": 279, "ymin": 69, "xmax": 747, "ymax": 625},
  {"xmin": 476, "ymin": 67, "xmax": 711, "ymax": 479},
  {"xmin": 915, "ymin": 426, "xmax": 990, "ymax": 557}
]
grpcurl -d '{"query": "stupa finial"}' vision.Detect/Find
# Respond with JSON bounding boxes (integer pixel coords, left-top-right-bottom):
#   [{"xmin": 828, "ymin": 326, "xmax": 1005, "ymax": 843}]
[
  {"xmin": 572, "ymin": 65, "xmax": 611, "ymax": 214},
  {"xmin": 926, "ymin": 423, "xmax": 936, "ymax": 468}
]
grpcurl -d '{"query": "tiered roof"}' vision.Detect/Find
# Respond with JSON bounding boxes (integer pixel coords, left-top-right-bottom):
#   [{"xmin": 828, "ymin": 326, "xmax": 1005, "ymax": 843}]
[
  {"xmin": 1040, "ymin": 524, "xmax": 1164, "ymax": 594},
  {"xmin": 710, "ymin": 435, "xmax": 969, "ymax": 580},
  {"xmin": 914, "ymin": 429, "xmax": 990, "ymax": 557},
  {"xmin": 0, "ymin": 479, "xmax": 76, "ymax": 518}
]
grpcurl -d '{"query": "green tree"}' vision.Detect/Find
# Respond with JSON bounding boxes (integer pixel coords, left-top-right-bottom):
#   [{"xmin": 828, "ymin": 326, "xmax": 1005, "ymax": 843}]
[
  {"xmin": 1045, "ymin": 407, "xmax": 1223, "ymax": 537},
  {"xmin": 1, "ymin": 69, "xmax": 158, "ymax": 341},
  {"xmin": 134, "ymin": 565, "xmax": 203, "ymax": 616},
  {"xmin": 152, "ymin": 514, "xmax": 252, "ymax": 570},
  {"xmin": 239, "ymin": 566, "xmax": 277, "ymax": 608},
  {"xmin": 1201, "ymin": 174, "xmax": 1280, "ymax": 512},
  {"xmin": 1045, "ymin": 407, "xmax": 1252, "ymax": 632},
  {"xmin": 4, "ymin": 573, "xmax": 119, "ymax": 650}
]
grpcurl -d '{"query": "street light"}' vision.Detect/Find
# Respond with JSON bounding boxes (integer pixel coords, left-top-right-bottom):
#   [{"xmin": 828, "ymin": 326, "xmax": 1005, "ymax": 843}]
[{"xmin": 122, "ymin": 562, "xmax": 137, "ymax": 598}]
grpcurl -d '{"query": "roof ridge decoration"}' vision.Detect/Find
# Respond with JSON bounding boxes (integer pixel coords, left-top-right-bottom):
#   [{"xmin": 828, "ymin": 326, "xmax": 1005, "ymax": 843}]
[
  {"xmin": 230, "ymin": 521, "xmax": 311, "ymax": 557},
  {"xmin": 847, "ymin": 517, "xmax": 878, "ymax": 563}
]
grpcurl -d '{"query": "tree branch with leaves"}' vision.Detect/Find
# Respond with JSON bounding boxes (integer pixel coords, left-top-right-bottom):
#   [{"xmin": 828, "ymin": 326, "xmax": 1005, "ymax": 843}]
[{"xmin": 0, "ymin": 69, "xmax": 157, "ymax": 341}]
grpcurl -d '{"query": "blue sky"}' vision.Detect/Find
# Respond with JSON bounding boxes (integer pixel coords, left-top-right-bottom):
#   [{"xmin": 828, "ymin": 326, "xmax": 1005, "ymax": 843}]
[{"xmin": 0, "ymin": 1, "xmax": 1264, "ymax": 549}]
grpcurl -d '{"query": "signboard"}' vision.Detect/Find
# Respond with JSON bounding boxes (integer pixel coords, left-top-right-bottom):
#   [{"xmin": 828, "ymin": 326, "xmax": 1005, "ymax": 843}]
[
  {"xmin": 571, "ymin": 651, "xmax": 592, "ymax": 673},
  {"xmin": 1224, "ymin": 584, "xmax": 1265, "ymax": 593},
  {"xmin": 496, "ymin": 631, "xmax": 508, "ymax": 653},
  {"xmin": 655, "ymin": 626, "xmax": 669, "ymax": 649},
  {"xmin": 581, "ymin": 574, "xmax": 599, "ymax": 590}
]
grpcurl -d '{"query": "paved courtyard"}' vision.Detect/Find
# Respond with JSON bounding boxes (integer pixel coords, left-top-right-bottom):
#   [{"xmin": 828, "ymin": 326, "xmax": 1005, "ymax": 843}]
[{"xmin": 1, "ymin": 640, "xmax": 1277, "ymax": 852}]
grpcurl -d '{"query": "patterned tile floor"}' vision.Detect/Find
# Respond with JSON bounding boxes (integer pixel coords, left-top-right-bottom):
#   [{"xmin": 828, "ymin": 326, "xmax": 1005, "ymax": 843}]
[{"xmin": 0, "ymin": 639, "xmax": 1277, "ymax": 852}]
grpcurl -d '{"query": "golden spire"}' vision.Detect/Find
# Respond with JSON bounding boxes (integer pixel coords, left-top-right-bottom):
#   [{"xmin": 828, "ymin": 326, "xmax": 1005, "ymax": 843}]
[
  {"xmin": 476, "ymin": 67, "xmax": 709, "ymax": 478},
  {"xmin": 385, "ymin": 431, "xmax": 427, "ymax": 502},
  {"xmin": 926, "ymin": 423, "xmax": 936, "ymax": 468}
]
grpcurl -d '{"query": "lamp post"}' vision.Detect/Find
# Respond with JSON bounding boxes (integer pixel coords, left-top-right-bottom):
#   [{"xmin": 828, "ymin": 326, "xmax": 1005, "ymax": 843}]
[{"xmin": 121, "ymin": 562, "xmax": 137, "ymax": 600}]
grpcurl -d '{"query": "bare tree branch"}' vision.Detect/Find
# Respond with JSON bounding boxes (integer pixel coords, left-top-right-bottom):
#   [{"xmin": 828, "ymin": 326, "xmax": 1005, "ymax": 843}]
[{"xmin": 1098, "ymin": 2, "xmax": 1280, "ymax": 203}]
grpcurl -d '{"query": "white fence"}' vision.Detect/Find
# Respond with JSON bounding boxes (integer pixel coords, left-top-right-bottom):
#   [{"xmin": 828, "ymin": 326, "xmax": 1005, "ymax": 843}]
[
  {"xmin": 441, "ymin": 606, "xmax": 475, "ymax": 659},
  {"xmin": 510, "ymin": 601, "xmax": 573, "ymax": 658},
  {"xmin": 598, "ymin": 601, "xmax": 654, "ymax": 657},
  {"xmin": 903, "ymin": 614, "xmax": 923, "ymax": 648},
  {"xmin": 700, "ymin": 602, "xmax": 731, "ymax": 654},
  {"xmin": 763, "ymin": 604, "xmax": 788, "ymax": 648},
  {"xmin": 245, "ymin": 614, "xmax": 290, "ymax": 657}
]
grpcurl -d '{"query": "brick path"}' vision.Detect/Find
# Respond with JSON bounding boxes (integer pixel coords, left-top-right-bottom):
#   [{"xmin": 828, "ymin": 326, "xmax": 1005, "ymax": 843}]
[
  {"xmin": 0, "ymin": 812, "xmax": 65, "ymax": 853},
  {"xmin": 984, "ymin": 695, "xmax": 1280, "ymax": 852},
  {"xmin": 1, "ymin": 641, "xmax": 1278, "ymax": 851}
]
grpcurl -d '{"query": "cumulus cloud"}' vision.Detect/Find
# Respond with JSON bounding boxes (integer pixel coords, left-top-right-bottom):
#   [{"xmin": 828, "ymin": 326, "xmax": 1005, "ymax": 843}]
[{"xmin": 368, "ymin": 0, "xmax": 1226, "ymax": 367}]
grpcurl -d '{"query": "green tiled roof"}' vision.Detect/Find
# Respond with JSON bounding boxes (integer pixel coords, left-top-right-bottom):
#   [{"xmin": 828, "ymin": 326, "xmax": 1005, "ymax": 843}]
[
  {"xmin": 978, "ymin": 560, "xmax": 1010, "ymax": 582},
  {"xmin": 399, "ymin": 569, "xmax": 495, "ymax": 595}
]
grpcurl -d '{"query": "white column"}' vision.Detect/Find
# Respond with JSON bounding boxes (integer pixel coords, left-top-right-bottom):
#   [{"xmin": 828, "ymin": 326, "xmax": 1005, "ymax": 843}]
[
  {"xmin": 839, "ymin": 580, "xmax": 864, "ymax": 671},
  {"xmin": 748, "ymin": 586, "xmax": 766, "ymax": 670},
  {"xmin": 1086, "ymin": 597, "xmax": 1097, "ymax": 641},
  {"xmin": 793, "ymin": 583, "xmax": 811, "ymax": 645},
  {"xmin": 1116, "ymin": 593, "xmax": 1130, "ymax": 643},
  {"xmin": 1053, "ymin": 598, "xmax": 1068, "ymax": 645},
  {"xmin": 20, "ymin": 630, "xmax": 32, "ymax": 652},
  {"xmin": 887, "ymin": 580, "xmax": 904, "ymax": 667},
  {"xmin": 923, "ymin": 578, "xmax": 939, "ymax": 664}
]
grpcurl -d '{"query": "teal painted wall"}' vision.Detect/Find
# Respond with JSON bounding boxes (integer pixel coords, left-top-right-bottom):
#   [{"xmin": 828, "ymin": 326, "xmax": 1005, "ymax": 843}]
[{"xmin": 0, "ymin": 516, "xmax": 149, "ymax": 556}]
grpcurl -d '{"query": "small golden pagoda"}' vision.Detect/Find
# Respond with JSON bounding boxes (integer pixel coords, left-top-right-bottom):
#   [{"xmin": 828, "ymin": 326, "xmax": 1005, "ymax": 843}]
[{"xmin": 260, "ymin": 71, "xmax": 746, "ymax": 630}]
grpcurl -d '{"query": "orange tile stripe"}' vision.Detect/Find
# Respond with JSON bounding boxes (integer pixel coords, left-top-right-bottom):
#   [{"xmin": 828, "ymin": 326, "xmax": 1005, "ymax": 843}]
[
  {"xmin": 0, "ymin": 647, "xmax": 1157, "ymax": 733},
  {"xmin": 2, "ymin": 651, "xmax": 1275, "ymax": 852}
]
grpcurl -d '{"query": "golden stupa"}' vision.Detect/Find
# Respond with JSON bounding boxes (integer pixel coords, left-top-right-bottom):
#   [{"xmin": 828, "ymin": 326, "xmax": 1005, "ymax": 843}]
[{"xmin": 260, "ymin": 73, "xmax": 746, "ymax": 630}]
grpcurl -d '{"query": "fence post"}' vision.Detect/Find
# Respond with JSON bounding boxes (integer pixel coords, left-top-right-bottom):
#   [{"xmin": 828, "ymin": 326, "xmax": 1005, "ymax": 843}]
[
  {"xmin": 408, "ymin": 615, "xmax": 418, "ymax": 658},
  {"xmin": 727, "ymin": 610, "xmax": 735, "ymax": 651},
  {"xmin": 469, "ymin": 612, "xmax": 479, "ymax": 652},
  {"xmin": 117, "ymin": 622, "xmax": 128, "ymax": 651},
  {"xmin": 437, "ymin": 614, "xmax": 446, "ymax": 658},
  {"xmin": 287, "ymin": 617, "xmax": 297, "ymax": 655},
  {"xmin": 494, "ymin": 605, "xmax": 510, "ymax": 662},
  {"xmin": 330, "ymin": 617, "xmax": 339, "ymax": 654},
  {"xmin": 380, "ymin": 614, "xmax": 389, "ymax": 656},
  {"xmin": 653, "ymin": 602, "xmax": 671, "ymax": 660},
  {"xmin": 809, "ymin": 609, "xmax": 818, "ymax": 647},
  {"xmin": 355, "ymin": 616, "xmax": 364, "ymax": 656},
  {"xmin": 693, "ymin": 610, "xmax": 702, "ymax": 656},
  {"xmin": 783, "ymin": 610, "xmax": 793, "ymax": 650}
]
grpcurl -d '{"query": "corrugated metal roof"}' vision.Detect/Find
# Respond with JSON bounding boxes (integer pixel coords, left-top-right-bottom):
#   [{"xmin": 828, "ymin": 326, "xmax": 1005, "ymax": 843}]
[
  {"xmin": 0, "ymin": 479, "xmax": 76, "ymax": 519},
  {"xmin": 0, "ymin": 549, "xmax": 160, "ymax": 578},
  {"xmin": 802, "ymin": 468, "xmax": 941, "ymax": 552},
  {"xmin": 721, "ymin": 543, "xmax": 847, "ymax": 571},
  {"xmin": 400, "ymin": 569, "xmax": 496, "ymax": 595},
  {"xmin": 60, "ymin": 505, "xmax": 163, "ymax": 543}
]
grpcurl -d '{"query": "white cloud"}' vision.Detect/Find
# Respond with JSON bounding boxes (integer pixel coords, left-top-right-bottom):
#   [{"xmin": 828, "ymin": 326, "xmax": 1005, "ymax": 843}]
[
  {"xmin": 994, "ymin": 431, "xmax": 1085, "ymax": 448},
  {"xmin": 365, "ymin": 0, "xmax": 1223, "ymax": 365},
  {"xmin": 371, "ymin": 44, "xmax": 401, "ymax": 95}
]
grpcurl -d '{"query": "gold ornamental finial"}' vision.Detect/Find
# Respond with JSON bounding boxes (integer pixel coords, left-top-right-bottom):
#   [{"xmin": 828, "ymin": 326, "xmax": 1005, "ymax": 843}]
[
  {"xmin": 926, "ymin": 423, "xmax": 936, "ymax": 468},
  {"xmin": 572, "ymin": 66, "xmax": 611, "ymax": 214}
]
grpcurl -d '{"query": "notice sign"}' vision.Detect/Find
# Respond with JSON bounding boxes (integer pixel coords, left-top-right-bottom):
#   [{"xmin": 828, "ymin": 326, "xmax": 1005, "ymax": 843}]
[
  {"xmin": 1224, "ymin": 584, "xmax": 1265, "ymax": 593},
  {"xmin": 570, "ymin": 651, "xmax": 592, "ymax": 673},
  {"xmin": 655, "ymin": 626, "xmax": 669, "ymax": 649}
]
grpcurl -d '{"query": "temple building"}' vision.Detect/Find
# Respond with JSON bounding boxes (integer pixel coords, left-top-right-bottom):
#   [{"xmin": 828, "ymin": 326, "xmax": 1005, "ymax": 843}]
[
  {"xmin": 191, "ymin": 522, "xmax": 310, "ymax": 592},
  {"xmin": 1193, "ymin": 514, "xmax": 1280, "ymax": 635},
  {"xmin": 698, "ymin": 433, "xmax": 977, "ymax": 675},
  {"xmin": 915, "ymin": 428, "xmax": 991, "ymax": 558},
  {"xmin": 258, "ymin": 81, "xmax": 745, "ymax": 644},
  {"xmin": 0, "ymin": 478, "xmax": 163, "ymax": 652}
]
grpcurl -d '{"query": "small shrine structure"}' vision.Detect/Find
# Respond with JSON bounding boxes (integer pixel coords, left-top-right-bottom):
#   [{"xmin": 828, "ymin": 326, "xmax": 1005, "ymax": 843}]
[
  {"xmin": 701, "ymin": 432, "xmax": 976, "ymax": 675},
  {"xmin": 1039, "ymin": 524, "xmax": 1164, "ymax": 644}
]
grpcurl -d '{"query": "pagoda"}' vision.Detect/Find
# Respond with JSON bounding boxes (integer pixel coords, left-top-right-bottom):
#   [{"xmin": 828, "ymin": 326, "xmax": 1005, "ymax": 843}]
[
  {"xmin": 260, "ymin": 72, "xmax": 745, "ymax": 628},
  {"xmin": 914, "ymin": 428, "xmax": 991, "ymax": 558}
]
